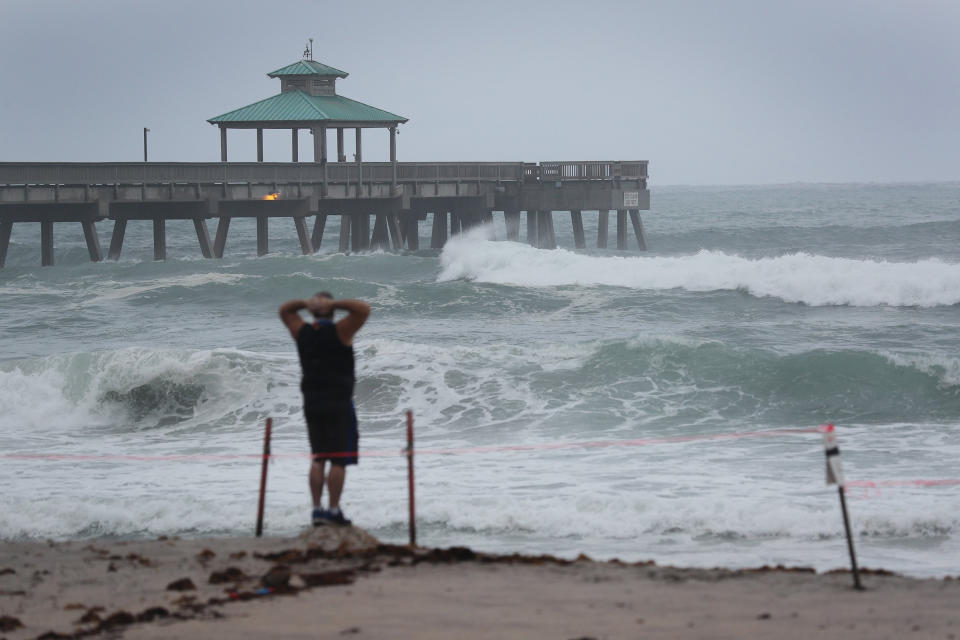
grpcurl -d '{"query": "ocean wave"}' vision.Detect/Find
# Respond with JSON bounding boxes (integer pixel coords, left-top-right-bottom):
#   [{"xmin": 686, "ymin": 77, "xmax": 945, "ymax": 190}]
[
  {"xmin": 437, "ymin": 230, "xmax": 960, "ymax": 307},
  {"xmin": 0, "ymin": 347, "xmax": 290, "ymax": 433}
]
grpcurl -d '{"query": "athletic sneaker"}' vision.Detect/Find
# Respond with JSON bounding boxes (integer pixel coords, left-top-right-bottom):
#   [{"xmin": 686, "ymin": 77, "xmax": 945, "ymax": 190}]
[
  {"xmin": 328, "ymin": 508, "xmax": 352, "ymax": 526},
  {"xmin": 313, "ymin": 507, "xmax": 352, "ymax": 527},
  {"xmin": 311, "ymin": 508, "xmax": 328, "ymax": 527}
]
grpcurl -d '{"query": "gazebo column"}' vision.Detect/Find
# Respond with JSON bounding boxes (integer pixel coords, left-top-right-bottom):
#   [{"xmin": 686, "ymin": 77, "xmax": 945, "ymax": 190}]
[
  {"xmin": 320, "ymin": 125, "xmax": 328, "ymax": 193},
  {"xmin": 355, "ymin": 128, "xmax": 363, "ymax": 195},
  {"xmin": 291, "ymin": 128, "xmax": 298, "ymax": 162},
  {"xmin": 312, "ymin": 126, "xmax": 321, "ymax": 163},
  {"xmin": 220, "ymin": 126, "xmax": 228, "ymax": 162},
  {"xmin": 390, "ymin": 126, "xmax": 397, "ymax": 189},
  {"xmin": 256, "ymin": 128, "xmax": 264, "ymax": 163},
  {"xmin": 337, "ymin": 128, "xmax": 345, "ymax": 162}
]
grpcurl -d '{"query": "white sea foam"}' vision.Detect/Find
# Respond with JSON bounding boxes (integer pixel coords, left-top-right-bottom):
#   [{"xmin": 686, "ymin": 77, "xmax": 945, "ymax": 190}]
[
  {"xmin": 0, "ymin": 347, "xmax": 287, "ymax": 435},
  {"xmin": 438, "ymin": 230, "xmax": 960, "ymax": 307}
]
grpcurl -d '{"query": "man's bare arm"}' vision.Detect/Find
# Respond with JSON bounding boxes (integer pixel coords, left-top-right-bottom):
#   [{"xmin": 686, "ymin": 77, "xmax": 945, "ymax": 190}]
[
  {"xmin": 278, "ymin": 299, "xmax": 309, "ymax": 340},
  {"xmin": 332, "ymin": 299, "xmax": 371, "ymax": 346}
]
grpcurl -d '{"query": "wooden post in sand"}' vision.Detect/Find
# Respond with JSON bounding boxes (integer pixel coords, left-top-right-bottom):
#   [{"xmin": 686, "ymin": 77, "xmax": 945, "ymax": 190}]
[
  {"xmin": 255, "ymin": 417, "xmax": 272, "ymax": 537},
  {"xmin": 822, "ymin": 423, "xmax": 863, "ymax": 590},
  {"xmin": 406, "ymin": 410, "xmax": 416, "ymax": 547}
]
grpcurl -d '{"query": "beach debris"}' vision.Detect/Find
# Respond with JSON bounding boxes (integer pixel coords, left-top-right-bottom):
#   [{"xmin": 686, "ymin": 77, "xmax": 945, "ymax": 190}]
[
  {"xmin": 135, "ymin": 607, "xmax": 170, "ymax": 623},
  {"xmin": 0, "ymin": 615, "xmax": 24, "ymax": 631},
  {"xmin": 209, "ymin": 567, "xmax": 248, "ymax": 584},
  {"xmin": 261, "ymin": 564, "xmax": 292, "ymax": 589},
  {"xmin": 229, "ymin": 551, "xmax": 247, "ymax": 559},
  {"xmin": 63, "ymin": 603, "xmax": 86, "ymax": 610},
  {"xmin": 757, "ymin": 612, "xmax": 772, "ymax": 620},
  {"xmin": 125, "ymin": 552, "xmax": 154, "ymax": 567},
  {"xmin": 300, "ymin": 569, "xmax": 356, "ymax": 588},
  {"xmin": 77, "ymin": 608, "xmax": 103, "ymax": 624},
  {"xmin": 107, "ymin": 562, "xmax": 118, "ymax": 572},
  {"xmin": 0, "ymin": 567, "xmax": 14, "ymax": 575},
  {"xmin": 289, "ymin": 574, "xmax": 307, "ymax": 589},
  {"xmin": 195, "ymin": 548, "xmax": 216, "ymax": 563},
  {"xmin": 340, "ymin": 627, "xmax": 361, "ymax": 635},
  {"xmin": 167, "ymin": 577, "xmax": 197, "ymax": 591}
]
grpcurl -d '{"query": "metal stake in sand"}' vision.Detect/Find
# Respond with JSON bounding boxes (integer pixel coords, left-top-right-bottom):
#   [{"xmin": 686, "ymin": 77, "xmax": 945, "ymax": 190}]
[
  {"xmin": 406, "ymin": 410, "xmax": 417, "ymax": 547},
  {"xmin": 822, "ymin": 423, "xmax": 863, "ymax": 590},
  {"xmin": 255, "ymin": 417, "xmax": 272, "ymax": 537}
]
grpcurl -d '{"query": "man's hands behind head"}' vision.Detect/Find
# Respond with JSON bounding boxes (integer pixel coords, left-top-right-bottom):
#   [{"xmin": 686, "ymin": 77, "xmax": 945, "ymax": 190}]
[{"xmin": 307, "ymin": 296, "xmax": 333, "ymax": 318}]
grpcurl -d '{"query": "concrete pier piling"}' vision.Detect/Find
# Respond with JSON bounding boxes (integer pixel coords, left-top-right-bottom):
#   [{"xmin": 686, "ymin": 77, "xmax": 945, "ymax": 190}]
[
  {"xmin": 41, "ymin": 220, "xmax": 54, "ymax": 266},
  {"xmin": 256, "ymin": 216, "xmax": 268, "ymax": 256},
  {"xmin": 597, "ymin": 210, "xmax": 609, "ymax": 249},
  {"xmin": 616, "ymin": 210, "xmax": 627, "ymax": 251},
  {"xmin": 0, "ymin": 221, "xmax": 12, "ymax": 267},
  {"xmin": 294, "ymin": 216, "xmax": 312, "ymax": 254},
  {"xmin": 338, "ymin": 214, "xmax": 351, "ymax": 252},
  {"xmin": 153, "ymin": 218, "xmax": 166, "ymax": 261},
  {"xmin": 311, "ymin": 213, "xmax": 327, "ymax": 251},
  {"xmin": 570, "ymin": 210, "xmax": 585, "ymax": 249},
  {"xmin": 629, "ymin": 209, "xmax": 648, "ymax": 251}
]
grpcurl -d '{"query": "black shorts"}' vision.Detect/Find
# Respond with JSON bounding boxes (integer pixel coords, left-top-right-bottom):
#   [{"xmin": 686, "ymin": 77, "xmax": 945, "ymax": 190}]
[{"xmin": 304, "ymin": 401, "xmax": 358, "ymax": 466}]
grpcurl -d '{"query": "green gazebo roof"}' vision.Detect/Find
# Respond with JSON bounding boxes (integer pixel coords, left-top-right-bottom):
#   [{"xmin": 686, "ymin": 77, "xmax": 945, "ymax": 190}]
[
  {"xmin": 207, "ymin": 90, "xmax": 407, "ymax": 125},
  {"xmin": 267, "ymin": 60, "xmax": 348, "ymax": 78}
]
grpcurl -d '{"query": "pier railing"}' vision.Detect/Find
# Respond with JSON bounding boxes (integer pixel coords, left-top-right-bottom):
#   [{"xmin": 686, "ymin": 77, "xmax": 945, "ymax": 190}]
[{"xmin": 0, "ymin": 161, "xmax": 647, "ymax": 186}]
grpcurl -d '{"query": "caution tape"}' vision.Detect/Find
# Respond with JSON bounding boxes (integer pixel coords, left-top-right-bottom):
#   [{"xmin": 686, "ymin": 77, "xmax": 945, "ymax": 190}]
[{"xmin": 0, "ymin": 427, "xmax": 819, "ymax": 462}]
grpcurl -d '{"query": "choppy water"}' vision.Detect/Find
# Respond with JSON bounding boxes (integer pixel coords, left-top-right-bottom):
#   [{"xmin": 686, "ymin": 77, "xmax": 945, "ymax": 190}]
[{"xmin": 2, "ymin": 182, "xmax": 960, "ymax": 577}]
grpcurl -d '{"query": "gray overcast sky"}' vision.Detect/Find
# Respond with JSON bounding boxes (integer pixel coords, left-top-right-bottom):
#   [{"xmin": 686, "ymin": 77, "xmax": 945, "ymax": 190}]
[{"xmin": 1, "ymin": 0, "xmax": 958, "ymax": 185}]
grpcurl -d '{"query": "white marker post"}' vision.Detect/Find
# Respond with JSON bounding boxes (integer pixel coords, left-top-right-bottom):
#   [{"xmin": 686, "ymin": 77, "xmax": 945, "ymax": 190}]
[{"xmin": 823, "ymin": 424, "xmax": 863, "ymax": 590}]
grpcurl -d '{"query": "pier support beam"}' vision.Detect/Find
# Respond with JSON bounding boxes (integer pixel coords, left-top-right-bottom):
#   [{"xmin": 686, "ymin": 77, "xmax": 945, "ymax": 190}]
[
  {"xmin": 82, "ymin": 220, "xmax": 103, "ymax": 262},
  {"xmin": 291, "ymin": 129, "xmax": 298, "ymax": 162},
  {"xmin": 220, "ymin": 127, "xmax": 227, "ymax": 162},
  {"xmin": 153, "ymin": 218, "xmax": 166, "ymax": 261},
  {"xmin": 311, "ymin": 213, "xmax": 327, "ymax": 252},
  {"xmin": 0, "ymin": 221, "xmax": 12, "ymax": 267},
  {"xmin": 193, "ymin": 219, "xmax": 213, "ymax": 259},
  {"xmin": 336, "ymin": 214, "xmax": 350, "ymax": 253},
  {"xmin": 629, "ymin": 209, "xmax": 648, "ymax": 251},
  {"xmin": 337, "ymin": 128, "xmax": 345, "ymax": 162},
  {"xmin": 537, "ymin": 211, "xmax": 556, "ymax": 250},
  {"xmin": 404, "ymin": 213, "xmax": 419, "ymax": 250},
  {"xmin": 430, "ymin": 211, "xmax": 448, "ymax": 249},
  {"xmin": 213, "ymin": 217, "xmax": 230, "ymax": 258},
  {"xmin": 616, "ymin": 210, "xmax": 627, "ymax": 250},
  {"xmin": 371, "ymin": 214, "xmax": 390, "ymax": 251},
  {"xmin": 256, "ymin": 216, "xmax": 268, "ymax": 256},
  {"xmin": 387, "ymin": 213, "xmax": 403, "ymax": 250},
  {"xmin": 526, "ymin": 210, "xmax": 538, "ymax": 247},
  {"xmin": 505, "ymin": 209, "xmax": 521, "ymax": 241},
  {"xmin": 450, "ymin": 210, "xmax": 461, "ymax": 237},
  {"xmin": 41, "ymin": 220, "xmax": 54, "ymax": 266},
  {"xmin": 597, "ymin": 210, "xmax": 609, "ymax": 249},
  {"xmin": 294, "ymin": 216, "xmax": 313, "ymax": 255},
  {"xmin": 108, "ymin": 219, "xmax": 127, "ymax": 261},
  {"xmin": 351, "ymin": 214, "xmax": 370, "ymax": 252},
  {"xmin": 256, "ymin": 129, "xmax": 264, "ymax": 163},
  {"xmin": 571, "ymin": 210, "xmax": 585, "ymax": 249}
]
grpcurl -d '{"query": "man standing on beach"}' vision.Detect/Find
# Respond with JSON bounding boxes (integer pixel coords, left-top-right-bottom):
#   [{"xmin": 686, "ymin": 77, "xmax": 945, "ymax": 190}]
[{"xmin": 279, "ymin": 292, "xmax": 370, "ymax": 526}]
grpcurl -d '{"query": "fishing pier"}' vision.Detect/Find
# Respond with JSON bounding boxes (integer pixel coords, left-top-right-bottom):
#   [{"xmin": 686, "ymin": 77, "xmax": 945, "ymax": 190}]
[{"xmin": 0, "ymin": 52, "xmax": 649, "ymax": 267}]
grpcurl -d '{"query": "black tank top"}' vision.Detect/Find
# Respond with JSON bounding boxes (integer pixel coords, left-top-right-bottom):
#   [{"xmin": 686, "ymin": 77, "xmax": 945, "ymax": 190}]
[{"xmin": 296, "ymin": 321, "xmax": 355, "ymax": 406}]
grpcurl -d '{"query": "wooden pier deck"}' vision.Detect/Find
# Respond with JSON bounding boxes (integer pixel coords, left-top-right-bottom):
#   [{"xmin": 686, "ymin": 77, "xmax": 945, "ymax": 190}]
[{"xmin": 0, "ymin": 160, "xmax": 648, "ymax": 266}]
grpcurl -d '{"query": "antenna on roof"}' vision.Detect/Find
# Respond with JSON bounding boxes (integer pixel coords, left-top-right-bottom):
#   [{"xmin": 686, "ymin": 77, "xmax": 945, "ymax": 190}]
[{"xmin": 303, "ymin": 38, "xmax": 313, "ymax": 61}]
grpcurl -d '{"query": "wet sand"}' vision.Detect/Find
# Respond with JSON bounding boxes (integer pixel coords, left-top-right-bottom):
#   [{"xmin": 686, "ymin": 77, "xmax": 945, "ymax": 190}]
[{"xmin": 1, "ymin": 528, "xmax": 958, "ymax": 639}]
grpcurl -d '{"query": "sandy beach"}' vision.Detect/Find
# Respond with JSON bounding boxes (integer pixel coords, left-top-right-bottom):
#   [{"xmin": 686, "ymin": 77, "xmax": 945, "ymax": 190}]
[{"xmin": 0, "ymin": 528, "xmax": 957, "ymax": 640}]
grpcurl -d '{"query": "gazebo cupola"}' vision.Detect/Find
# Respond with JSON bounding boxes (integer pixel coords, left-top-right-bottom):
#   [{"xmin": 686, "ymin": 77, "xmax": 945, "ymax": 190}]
[
  {"xmin": 208, "ymin": 46, "xmax": 407, "ymax": 166},
  {"xmin": 269, "ymin": 59, "xmax": 347, "ymax": 96}
]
